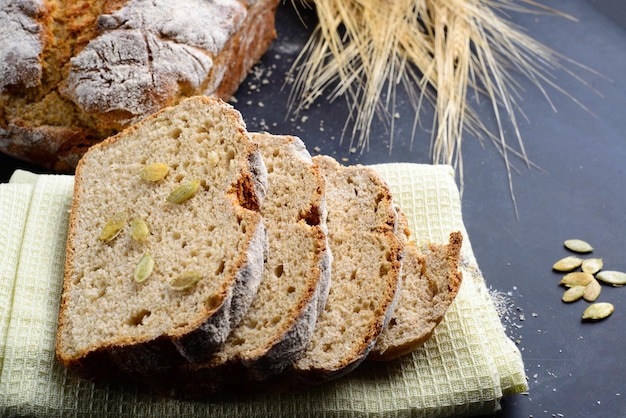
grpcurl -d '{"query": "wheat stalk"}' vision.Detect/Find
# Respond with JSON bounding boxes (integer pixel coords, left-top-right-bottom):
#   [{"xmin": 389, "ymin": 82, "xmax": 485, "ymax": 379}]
[{"xmin": 288, "ymin": 0, "xmax": 598, "ymax": 216}]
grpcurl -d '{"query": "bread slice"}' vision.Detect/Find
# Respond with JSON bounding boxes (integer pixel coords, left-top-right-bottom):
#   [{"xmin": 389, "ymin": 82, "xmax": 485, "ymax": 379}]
[
  {"xmin": 142, "ymin": 134, "xmax": 332, "ymax": 397},
  {"xmin": 369, "ymin": 215, "xmax": 463, "ymax": 361},
  {"xmin": 289, "ymin": 155, "xmax": 404, "ymax": 383},
  {"xmin": 220, "ymin": 133, "xmax": 331, "ymax": 378},
  {"xmin": 56, "ymin": 96, "xmax": 268, "ymax": 378}
]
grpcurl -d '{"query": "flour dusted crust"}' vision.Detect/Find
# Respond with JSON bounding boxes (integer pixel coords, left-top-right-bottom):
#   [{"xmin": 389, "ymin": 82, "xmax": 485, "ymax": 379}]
[
  {"xmin": 0, "ymin": 0, "xmax": 279, "ymax": 171},
  {"xmin": 62, "ymin": 0, "xmax": 246, "ymax": 125},
  {"xmin": 0, "ymin": 0, "xmax": 46, "ymax": 91},
  {"xmin": 56, "ymin": 97, "xmax": 269, "ymax": 378}
]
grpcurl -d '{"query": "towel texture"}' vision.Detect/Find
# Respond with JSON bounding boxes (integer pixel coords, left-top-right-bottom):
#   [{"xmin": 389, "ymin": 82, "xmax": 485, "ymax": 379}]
[{"xmin": 0, "ymin": 164, "xmax": 527, "ymax": 417}]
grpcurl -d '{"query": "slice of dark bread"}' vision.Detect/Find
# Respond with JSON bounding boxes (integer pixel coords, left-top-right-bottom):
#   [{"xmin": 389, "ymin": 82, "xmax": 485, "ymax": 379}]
[{"xmin": 56, "ymin": 96, "xmax": 268, "ymax": 379}]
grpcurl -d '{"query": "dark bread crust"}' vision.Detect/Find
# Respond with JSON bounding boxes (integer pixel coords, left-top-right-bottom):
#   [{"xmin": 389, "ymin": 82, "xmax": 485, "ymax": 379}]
[
  {"xmin": 0, "ymin": 0, "xmax": 279, "ymax": 172},
  {"xmin": 56, "ymin": 96, "xmax": 268, "ymax": 379}
]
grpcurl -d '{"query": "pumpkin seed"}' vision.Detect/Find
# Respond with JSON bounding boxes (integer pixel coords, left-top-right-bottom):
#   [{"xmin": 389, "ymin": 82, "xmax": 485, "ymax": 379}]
[
  {"xmin": 130, "ymin": 218, "xmax": 150, "ymax": 242},
  {"xmin": 581, "ymin": 258, "xmax": 603, "ymax": 275},
  {"xmin": 560, "ymin": 271, "xmax": 594, "ymax": 288},
  {"xmin": 134, "ymin": 253, "xmax": 155, "ymax": 283},
  {"xmin": 596, "ymin": 270, "xmax": 626, "ymax": 287},
  {"xmin": 99, "ymin": 211, "xmax": 128, "ymax": 242},
  {"xmin": 582, "ymin": 302, "xmax": 614, "ymax": 320},
  {"xmin": 169, "ymin": 271, "xmax": 202, "ymax": 290},
  {"xmin": 564, "ymin": 239, "xmax": 593, "ymax": 253},
  {"xmin": 553, "ymin": 256, "xmax": 584, "ymax": 272},
  {"xmin": 167, "ymin": 180, "xmax": 200, "ymax": 204},
  {"xmin": 583, "ymin": 278, "xmax": 601, "ymax": 302},
  {"xmin": 138, "ymin": 163, "xmax": 169, "ymax": 181},
  {"xmin": 562, "ymin": 285, "xmax": 585, "ymax": 302}
]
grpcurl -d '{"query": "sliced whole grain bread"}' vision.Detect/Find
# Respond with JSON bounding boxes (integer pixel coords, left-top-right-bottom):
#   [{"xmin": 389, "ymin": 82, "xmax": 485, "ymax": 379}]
[
  {"xmin": 288, "ymin": 155, "xmax": 404, "ymax": 383},
  {"xmin": 369, "ymin": 211, "xmax": 463, "ymax": 360},
  {"xmin": 56, "ymin": 96, "xmax": 268, "ymax": 378},
  {"xmin": 144, "ymin": 134, "xmax": 333, "ymax": 397}
]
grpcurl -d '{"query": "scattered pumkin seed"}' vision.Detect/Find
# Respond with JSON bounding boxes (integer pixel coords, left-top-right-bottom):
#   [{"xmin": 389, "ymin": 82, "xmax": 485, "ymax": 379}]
[
  {"xmin": 134, "ymin": 253, "xmax": 155, "ymax": 283},
  {"xmin": 564, "ymin": 239, "xmax": 594, "ymax": 253},
  {"xmin": 138, "ymin": 163, "xmax": 169, "ymax": 181},
  {"xmin": 562, "ymin": 286, "xmax": 585, "ymax": 303},
  {"xmin": 130, "ymin": 218, "xmax": 150, "ymax": 242},
  {"xmin": 582, "ymin": 302, "xmax": 614, "ymax": 320},
  {"xmin": 595, "ymin": 270, "xmax": 626, "ymax": 287},
  {"xmin": 169, "ymin": 271, "xmax": 202, "ymax": 290},
  {"xmin": 553, "ymin": 256, "xmax": 584, "ymax": 272},
  {"xmin": 167, "ymin": 180, "xmax": 201, "ymax": 204},
  {"xmin": 581, "ymin": 258, "xmax": 603, "ymax": 275},
  {"xmin": 99, "ymin": 211, "xmax": 127, "ymax": 242},
  {"xmin": 560, "ymin": 272, "xmax": 594, "ymax": 288},
  {"xmin": 583, "ymin": 279, "xmax": 601, "ymax": 302}
]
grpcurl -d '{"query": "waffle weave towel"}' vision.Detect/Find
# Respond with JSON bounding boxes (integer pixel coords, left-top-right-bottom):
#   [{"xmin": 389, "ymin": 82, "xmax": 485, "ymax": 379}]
[{"xmin": 0, "ymin": 164, "xmax": 527, "ymax": 417}]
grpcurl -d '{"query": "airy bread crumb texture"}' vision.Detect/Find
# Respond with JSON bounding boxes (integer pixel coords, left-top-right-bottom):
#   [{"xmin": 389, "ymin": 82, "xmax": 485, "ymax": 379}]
[
  {"xmin": 57, "ymin": 97, "xmax": 267, "ymax": 368},
  {"xmin": 158, "ymin": 134, "xmax": 332, "ymax": 394}
]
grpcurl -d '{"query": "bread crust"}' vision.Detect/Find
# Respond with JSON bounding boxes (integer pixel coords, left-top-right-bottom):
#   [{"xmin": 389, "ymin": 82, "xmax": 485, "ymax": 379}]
[
  {"xmin": 0, "ymin": 0, "xmax": 279, "ymax": 172},
  {"xmin": 56, "ymin": 96, "xmax": 268, "ymax": 378}
]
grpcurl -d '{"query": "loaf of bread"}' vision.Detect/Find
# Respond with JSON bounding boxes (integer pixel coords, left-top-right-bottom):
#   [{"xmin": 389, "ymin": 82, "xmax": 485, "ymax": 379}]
[
  {"xmin": 289, "ymin": 155, "xmax": 404, "ymax": 383},
  {"xmin": 369, "ymin": 217, "xmax": 463, "ymax": 360},
  {"xmin": 56, "ymin": 96, "xmax": 268, "ymax": 378},
  {"xmin": 142, "ymin": 134, "xmax": 332, "ymax": 397},
  {"xmin": 0, "ymin": 0, "xmax": 279, "ymax": 172}
]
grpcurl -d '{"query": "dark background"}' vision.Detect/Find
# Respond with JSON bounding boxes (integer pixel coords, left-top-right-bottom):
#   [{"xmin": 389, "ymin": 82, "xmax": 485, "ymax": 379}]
[{"xmin": 2, "ymin": 1, "xmax": 626, "ymax": 416}]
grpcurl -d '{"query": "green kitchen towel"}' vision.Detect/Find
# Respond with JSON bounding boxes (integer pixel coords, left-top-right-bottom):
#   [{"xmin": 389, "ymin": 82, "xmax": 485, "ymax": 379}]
[{"xmin": 0, "ymin": 164, "xmax": 527, "ymax": 417}]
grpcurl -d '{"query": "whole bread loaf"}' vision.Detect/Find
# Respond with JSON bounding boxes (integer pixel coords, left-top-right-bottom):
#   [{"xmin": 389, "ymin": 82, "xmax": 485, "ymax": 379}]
[
  {"xmin": 0, "ymin": 0, "xmax": 279, "ymax": 171},
  {"xmin": 369, "ymin": 214, "xmax": 463, "ymax": 360},
  {"xmin": 56, "ymin": 96, "xmax": 268, "ymax": 378}
]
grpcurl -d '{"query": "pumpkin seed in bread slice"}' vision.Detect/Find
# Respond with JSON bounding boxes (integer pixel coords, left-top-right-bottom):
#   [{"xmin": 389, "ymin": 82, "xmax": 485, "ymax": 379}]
[{"xmin": 56, "ymin": 97, "xmax": 268, "ymax": 378}]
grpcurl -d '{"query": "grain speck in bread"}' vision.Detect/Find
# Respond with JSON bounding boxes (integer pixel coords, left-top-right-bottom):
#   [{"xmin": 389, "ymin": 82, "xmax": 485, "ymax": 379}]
[
  {"xmin": 369, "ymin": 219, "xmax": 463, "ymax": 361},
  {"xmin": 290, "ymin": 155, "xmax": 403, "ymax": 383},
  {"xmin": 0, "ymin": 0, "xmax": 280, "ymax": 171},
  {"xmin": 56, "ymin": 96, "xmax": 268, "ymax": 378}
]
